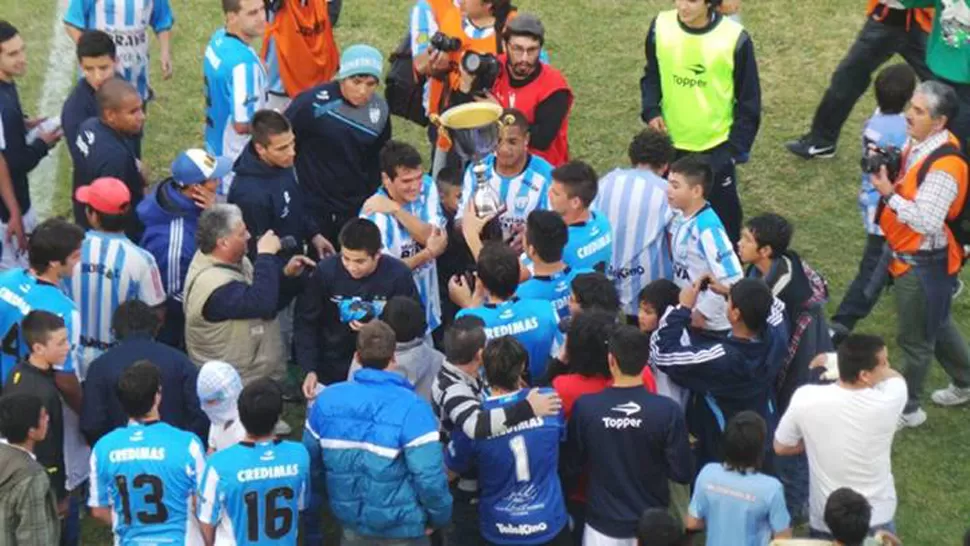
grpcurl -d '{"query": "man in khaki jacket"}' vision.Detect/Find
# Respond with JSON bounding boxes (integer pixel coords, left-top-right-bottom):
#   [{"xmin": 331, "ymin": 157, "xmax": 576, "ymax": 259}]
[{"xmin": 184, "ymin": 204, "xmax": 313, "ymax": 387}]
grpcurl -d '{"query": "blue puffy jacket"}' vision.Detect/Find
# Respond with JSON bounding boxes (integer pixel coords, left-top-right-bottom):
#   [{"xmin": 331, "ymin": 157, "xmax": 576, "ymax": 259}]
[{"xmin": 304, "ymin": 368, "xmax": 452, "ymax": 539}]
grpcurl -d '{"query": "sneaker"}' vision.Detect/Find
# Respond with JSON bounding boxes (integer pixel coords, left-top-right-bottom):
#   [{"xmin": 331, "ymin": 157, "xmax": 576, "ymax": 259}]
[
  {"xmin": 785, "ymin": 135, "xmax": 836, "ymax": 159},
  {"xmin": 953, "ymin": 279, "xmax": 964, "ymax": 300},
  {"xmin": 897, "ymin": 407, "xmax": 927, "ymax": 429},
  {"xmin": 931, "ymin": 383, "xmax": 970, "ymax": 406}
]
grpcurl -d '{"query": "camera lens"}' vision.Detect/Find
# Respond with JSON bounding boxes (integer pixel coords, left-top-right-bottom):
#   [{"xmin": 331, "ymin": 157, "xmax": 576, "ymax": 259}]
[{"xmin": 463, "ymin": 52, "xmax": 482, "ymax": 73}]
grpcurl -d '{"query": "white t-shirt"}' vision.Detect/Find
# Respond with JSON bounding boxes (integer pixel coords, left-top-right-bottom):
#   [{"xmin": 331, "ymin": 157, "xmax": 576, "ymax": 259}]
[
  {"xmin": 207, "ymin": 419, "xmax": 246, "ymax": 453},
  {"xmin": 774, "ymin": 378, "xmax": 907, "ymax": 532}
]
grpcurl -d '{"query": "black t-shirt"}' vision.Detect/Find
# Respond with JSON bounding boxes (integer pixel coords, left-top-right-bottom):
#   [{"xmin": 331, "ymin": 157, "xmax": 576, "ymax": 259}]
[
  {"xmin": 564, "ymin": 386, "xmax": 693, "ymax": 538},
  {"xmin": 3, "ymin": 361, "xmax": 65, "ymax": 499}
]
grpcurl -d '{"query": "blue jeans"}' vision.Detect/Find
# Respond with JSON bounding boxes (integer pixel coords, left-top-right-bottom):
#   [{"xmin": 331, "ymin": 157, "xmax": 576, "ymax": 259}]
[
  {"xmin": 60, "ymin": 486, "xmax": 84, "ymax": 546},
  {"xmin": 810, "ymin": 520, "xmax": 895, "ymax": 540},
  {"xmin": 832, "ymin": 234, "xmax": 885, "ymax": 332},
  {"xmin": 774, "ymin": 453, "xmax": 809, "ymax": 524}
]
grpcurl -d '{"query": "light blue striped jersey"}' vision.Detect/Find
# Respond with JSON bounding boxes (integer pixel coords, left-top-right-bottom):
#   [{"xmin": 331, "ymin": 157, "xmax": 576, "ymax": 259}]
[
  {"xmin": 594, "ymin": 167, "xmax": 673, "ymax": 315},
  {"xmin": 668, "ymin": 204, "xmax": 743, "ymax": 331},
  {"xmin": 204, "ymin": 28, "xmax": 266, "ymax": 197},
  {"xmin": 457, "ymin": 298, "xmax": 562, "ymax": 382},
  {"xmin": 360, "ymin": 175, "xmax": 445, "ymax": 332},
  {"xmin": 67, "ymin": 231, "xmax": 166, "ymax": 380},
  {"xmin": 197, "ymin": 440, "xmax": 309, "ymax": 546},
  {"xmin": 64, "ymin": 0, "xmax": 174, "ymax": 101},
  {"xmin": 457, "ymin": 154, "xmax": 554, "ymax": 241},
  {"xmin": 0, "ymin": 268, "xmax": 81, "ymax": 383},
  {"xmin": 860, "ymin": 110, "xmax": 907, "ymax": 236},
  {"xmin": 515, "ymin": 266, "xmax": 588, "ymax": 321},
  {"xmin": 89, "ymin": 421, "xmax": 206, "ymax": 546}
]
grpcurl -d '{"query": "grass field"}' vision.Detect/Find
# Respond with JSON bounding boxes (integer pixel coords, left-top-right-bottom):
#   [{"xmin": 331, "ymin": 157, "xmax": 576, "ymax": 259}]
[{"xmin": 2, "ymin": 0, "xmax": 969, "ymax": 543}]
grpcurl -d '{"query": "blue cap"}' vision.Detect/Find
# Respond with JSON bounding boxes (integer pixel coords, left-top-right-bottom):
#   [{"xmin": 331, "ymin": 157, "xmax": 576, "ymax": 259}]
[
  {"xmin": 337, "ymin": 44, "xmax": 384, "ymax": 81},
  {"xmin": 171, "ymin": 149, "xmax": 233, "ymax": 185}
]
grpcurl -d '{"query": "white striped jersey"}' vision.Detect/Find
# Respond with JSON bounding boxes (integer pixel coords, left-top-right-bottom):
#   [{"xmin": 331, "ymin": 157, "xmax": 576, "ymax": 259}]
[
  {"xmin": 89, "ymin": 421, "xmax": 206, "ymax": 546},
  {"xmin": 64, "ymin": 0, "xmax": 174, "ymax": 101},
  {"xmin": 668, "ymin": 205, "xmax": 743, "ymax": 332},
  {"xmin": 594, "ymin": 167, "xmax": 673, "ymax": 315},
  {"xmin": 67, "ymin": 231, "xmax": 165, "ymax": 380},
  {"xmin": 456, "ymin": 154, "xmax": 553, "ymax": 241},
  {"xmin": 204, "ymin": 28, "xmax": 266, "ymax": 197},
  {"xmin": 360, "ymin": 175, "xmax": 446, "ymax": 332},
  {"xmin": 197, "ymin": 440, "xmax": 309, "ymax": 546}
]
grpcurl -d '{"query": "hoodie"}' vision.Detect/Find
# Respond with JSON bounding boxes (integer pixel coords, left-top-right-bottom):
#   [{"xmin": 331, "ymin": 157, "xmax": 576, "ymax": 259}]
[
  {"xmin": 137, "ymin": 179, "xmax": 203, "ymax": 302},
  {"xmin": 347, "ymin": 338, "xmax": 445, "ymax": 403},
  {"xmin": 650, "ymin": 299, "xmax": 790, "ymax": 470},
  {"xmin": 228, "ymin": 142, "xmax": 320, "ymax": 261},
  {"xmin": 0, "ymin": 443, "xmax": 60, "ymax": 546}
]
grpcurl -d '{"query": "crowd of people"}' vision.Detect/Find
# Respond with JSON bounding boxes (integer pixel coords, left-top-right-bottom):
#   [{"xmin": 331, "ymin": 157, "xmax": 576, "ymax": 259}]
[{"xmin": 0, "ymin": 0, "xmax": 969, "ymax": 545}]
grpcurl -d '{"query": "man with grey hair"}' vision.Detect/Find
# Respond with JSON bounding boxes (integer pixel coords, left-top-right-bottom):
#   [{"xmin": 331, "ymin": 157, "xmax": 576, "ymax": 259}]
[
  {"xmin": 870, "ymin": 80, "xmax": 970, "ymax": 428},
  {"xmin": 183, "ymin": 204, "xmax": 314, "ymax": 387}
]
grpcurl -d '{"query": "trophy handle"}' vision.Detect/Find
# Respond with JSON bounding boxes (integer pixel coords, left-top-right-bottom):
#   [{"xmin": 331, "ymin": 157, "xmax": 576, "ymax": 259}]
[{"xmin": 428, "ymin": 113, "xmax": 453, "ymax": 151}]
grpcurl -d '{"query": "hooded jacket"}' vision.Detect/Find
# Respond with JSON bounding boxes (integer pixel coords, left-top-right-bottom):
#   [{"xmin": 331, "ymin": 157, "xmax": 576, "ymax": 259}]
[
  {"xmin": 228, "ymin": 142, "xmax": 321, "ymax": 261},
  {"xmin": 650, "ymin": 298, "xmax": 790, "ymax": 470},
  {"xmin": 137, "ymin": 180, "xmax": 203, "ymax": 302},
  {"xmin": 347, "ymin": 338, "xmax": 445, "ymax": 403},
  {"xmin": 0, "ymin": 443, "xmax": 60, "ymax": 546}
]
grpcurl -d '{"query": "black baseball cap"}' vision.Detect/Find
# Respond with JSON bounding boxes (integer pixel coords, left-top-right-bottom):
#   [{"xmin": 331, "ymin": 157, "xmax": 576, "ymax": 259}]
[{"xmin": 505, "ymin": 13, "xmax": 545, "ymax": 43}]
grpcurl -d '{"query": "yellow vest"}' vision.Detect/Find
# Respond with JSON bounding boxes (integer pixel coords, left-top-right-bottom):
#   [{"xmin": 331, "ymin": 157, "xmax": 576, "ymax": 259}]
[
  {"xmin": 654, "ymin": 10, "xmax": 742, "ymax": 151},
  {"xmin": 183, "ymin": 251, "xmax": 284, "ymax": 385}
]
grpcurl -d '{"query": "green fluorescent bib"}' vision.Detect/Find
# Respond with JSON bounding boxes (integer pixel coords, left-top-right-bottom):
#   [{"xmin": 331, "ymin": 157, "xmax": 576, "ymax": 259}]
[{"xmin": 655, "ymin": 10, "xmax": 742, "ymax": 151}]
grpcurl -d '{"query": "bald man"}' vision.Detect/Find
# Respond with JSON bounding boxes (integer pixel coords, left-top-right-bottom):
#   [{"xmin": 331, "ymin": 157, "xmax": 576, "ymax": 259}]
[{"xmin": 69, "ymin": 77, "xmax": 146, "ymax": 241}]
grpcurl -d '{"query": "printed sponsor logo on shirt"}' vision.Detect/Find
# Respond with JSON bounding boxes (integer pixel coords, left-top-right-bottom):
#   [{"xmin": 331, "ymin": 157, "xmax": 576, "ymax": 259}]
[
  {"xmin": 602, "ymin": 401, "xmax": 643, "ymax": 429},
  {"xmin": 496, "ymin": 522, "xmax": 548, "ymax": 536},
  {"xmin": 576, "ymin": 235, "xmax": 611, "ymax": 259},
  {"xmin": 369, "ymin": 106, "xmax": 381, "ymax": 124}
]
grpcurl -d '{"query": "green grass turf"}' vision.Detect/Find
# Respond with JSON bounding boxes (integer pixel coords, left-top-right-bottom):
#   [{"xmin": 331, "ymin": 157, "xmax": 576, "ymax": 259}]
[{"xmin": 2, "ymin": 0, "xmax": 969, "ymax": 542}]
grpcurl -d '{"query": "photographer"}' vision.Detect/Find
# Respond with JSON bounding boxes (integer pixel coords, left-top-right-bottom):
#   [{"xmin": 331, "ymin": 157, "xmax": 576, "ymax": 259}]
[
  {"xmin": 640, "ymin": 0, "xmax": 761, "ymax": 242},
  {"xmin": 871, "ymin": 81, "xmax": 970, "ymax": 428},
  {"xmin": 490, "ymin": 14, "xmax": 573, "ymax": 167}
]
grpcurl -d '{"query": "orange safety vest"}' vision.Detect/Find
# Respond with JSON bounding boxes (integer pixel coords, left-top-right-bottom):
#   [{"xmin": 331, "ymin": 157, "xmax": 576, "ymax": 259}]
[
  {"xmin": 880, "ymin": 134, "xmax": 968, "ymax": 277},
  {"xmin": 262, "ymin": 0, "xmax": 340, "ymax": 98},
  {"xmin": 865, "ymin": 0, "xmax": 933, "ymax": 33},
  {"xmin": 426, "ymin": 0, "xmax": 510, "ymax": 118}
]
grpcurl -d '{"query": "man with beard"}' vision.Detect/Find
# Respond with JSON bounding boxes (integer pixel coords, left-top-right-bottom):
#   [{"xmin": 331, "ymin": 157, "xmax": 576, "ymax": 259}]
[{"xmin": 490, "ymin": 14, "xmax": 573, "ymax": 167}]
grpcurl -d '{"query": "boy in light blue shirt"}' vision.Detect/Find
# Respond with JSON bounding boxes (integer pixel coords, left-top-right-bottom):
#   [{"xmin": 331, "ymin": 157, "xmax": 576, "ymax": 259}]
[
  {"xmin": 686, "ymin": 411, "xmax": 791, "ymax": 546},
  {"xmin": 830, "ymin": 64, "xmax": 916, "ymax": 339}
]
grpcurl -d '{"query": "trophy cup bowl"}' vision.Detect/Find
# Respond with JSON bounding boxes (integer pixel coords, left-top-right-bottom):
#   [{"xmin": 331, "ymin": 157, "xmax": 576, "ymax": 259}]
[{"xmin": 433, "ymin": 102, "xmax": 504, "ymax": 217}]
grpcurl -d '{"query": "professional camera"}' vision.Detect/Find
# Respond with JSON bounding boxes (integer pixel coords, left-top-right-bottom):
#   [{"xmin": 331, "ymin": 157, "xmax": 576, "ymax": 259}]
[
  {"xmin": 860, "ymin": 145, "xmax": 903, "ymax": 181},
  {"xmin": 430, "ymin": 32, "xmax": 462, "ymax": 53},
  {"xmin": 461, "ymin": 51, "xmax": 501, "ymax": 94}
]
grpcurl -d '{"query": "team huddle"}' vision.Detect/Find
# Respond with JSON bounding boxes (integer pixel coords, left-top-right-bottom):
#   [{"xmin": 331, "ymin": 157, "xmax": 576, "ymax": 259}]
[{"xmin": 1, "ymin": 0, "xmax": 970, "ymax": 544}]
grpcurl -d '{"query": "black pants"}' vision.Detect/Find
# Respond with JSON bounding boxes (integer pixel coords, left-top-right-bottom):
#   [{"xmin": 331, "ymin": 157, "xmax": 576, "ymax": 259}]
[
  {"xmin": 808, "ymin": 15, "xmax": 931, "ymax": 145},
  {"xmin": 832, "ymin": 233, "xmax": 886, "ymax": 331},
  {"xmin": 675, "ymin": 145, "xmax": 742, "ymax": 243}
]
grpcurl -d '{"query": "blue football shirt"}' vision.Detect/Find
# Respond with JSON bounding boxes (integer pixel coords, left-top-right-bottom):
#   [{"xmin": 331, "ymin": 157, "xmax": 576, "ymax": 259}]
[
  {"xmin": 688, "ymin": 462, "xmax": 791, "ymax": 546},
  {"xmin": 457, "ymin": 298, "xmax": 562, "ymax": 382},
  {"xmin": 446, "ymin": 388, "xmax": 568, "ymax": 545},
  {"xmin": 515, "ymin": 266, "xmax": 588, "ymax": 321},
  {"xmin": 197, "ymin": 439, "xmax": 309, "ymax": 546},
  {"xmin": 0, "ymin": 268, "xmax": 81, "ymax": 383},
  {"xmin": 88, "ymin": 421, "xmax": 206, "ymax": 545}
]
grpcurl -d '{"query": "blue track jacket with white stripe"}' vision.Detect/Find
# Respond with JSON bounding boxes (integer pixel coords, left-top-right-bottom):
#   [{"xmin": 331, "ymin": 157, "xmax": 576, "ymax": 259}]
[
  {"xmin": 303, "ymin": 368, "xmax": 452, "ymax": 539},
  {"xmin": 650, "ymin": 299, "xmax": 789, "ymax": 470}
]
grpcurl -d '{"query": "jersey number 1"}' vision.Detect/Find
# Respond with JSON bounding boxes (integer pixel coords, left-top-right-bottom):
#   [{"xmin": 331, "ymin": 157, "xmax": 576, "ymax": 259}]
[
  {"xmin": 244, "ymin": 486, "xmax": 295, "ymax": 540},
  {"xmin": 509, "ymin": 435, "xmax": 531, "ymax": 482}
]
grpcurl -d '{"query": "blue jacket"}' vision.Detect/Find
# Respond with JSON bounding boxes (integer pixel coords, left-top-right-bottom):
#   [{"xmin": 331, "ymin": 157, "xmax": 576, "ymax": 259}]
[
  {"xmin": 137, "ymin": 180, "xmax": 201, "ymax": 302},
  {"xmin": 303, "ymin": 368, "xmax": 452, "ymax": 539},
  {"xmin": 228, "ymin": 142, "xmax": 320, "ymax": 261},
  {"xmin": 650, "ymin": 300, "xmax": 789, "ymax": 470},
  {"xmin": 79, "ymin": 334, "xmax": 208, "ymax": 446},
  {"xmin": 0, "ymin": 80, "xmax": 49, "ymax": 221}
]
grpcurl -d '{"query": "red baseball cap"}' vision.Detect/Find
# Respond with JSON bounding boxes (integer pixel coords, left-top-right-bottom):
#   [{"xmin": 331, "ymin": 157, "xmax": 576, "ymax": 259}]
[{"xmin": 75, "ymin": 177, "xmax": 132, "ymax": 214}]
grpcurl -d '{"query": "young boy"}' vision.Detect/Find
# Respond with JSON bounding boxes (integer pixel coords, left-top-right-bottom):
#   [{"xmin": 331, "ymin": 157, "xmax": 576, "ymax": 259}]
[
  {"xmin": 823, "ymin": 488, "xmax": 901, "ymax": 546},
  {"xmin": 666, "ymin": 155, "xmax": 744, "ymax": 332},
  {"xmin": 637, "ymin": 279, "xmax": 684, "ymax": 406},
  {"xmin": 517, "ymin": 210, "xmax": 588, "ymax": 321},
  {"xmin": 436, "ymin": 166, "xmax": 474, "ymax": 344},
  {"xmin": 3, "ymin": 311, "xmax": 72, "ymax": 515},
  {"xmin": 830, "ymin": 64, "xmax": 917, "ymax": 341},
  {"xmin": 196, "ymin": 360, "xmax": 245, "ymax": 453},
  {"xmin": 686, "ymin": 411, "xmax": 792, "ymax": 545}
]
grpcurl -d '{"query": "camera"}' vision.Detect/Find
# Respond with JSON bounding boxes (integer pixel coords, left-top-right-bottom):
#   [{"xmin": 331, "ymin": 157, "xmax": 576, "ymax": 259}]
[
  {"xmin": 461, "ymin": 51, "xmax": 501, "ymax": 94},
  {"xmin": 860, "ymin": 145, "xmax": 903, "ymax": 181},
  {"xmin": 430, "ymin": 32, "xmax": 462, "ymax": 53}
]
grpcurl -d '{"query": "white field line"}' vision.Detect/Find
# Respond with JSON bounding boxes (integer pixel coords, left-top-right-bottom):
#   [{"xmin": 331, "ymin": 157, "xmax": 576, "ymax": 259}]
[{"xmin": 29, "ymin": 0, "xmax": 74, "ymax": 220}]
